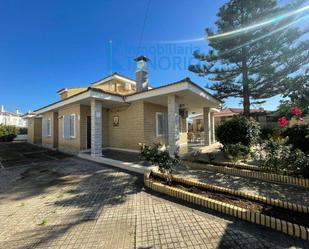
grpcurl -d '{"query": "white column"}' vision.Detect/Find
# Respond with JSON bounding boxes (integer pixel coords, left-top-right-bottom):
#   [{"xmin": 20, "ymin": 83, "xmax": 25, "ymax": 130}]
[
  {"xmin": 168, "ymin": 95, "xmax": 180, "ymax": 157},
  {"xmin": 210, "ymin": 112, "xmax": 215, "ymax": 143},
  {"xmin": 91, "ymin": 99, "xmax": 102, "ymax": 157},
  {"xmin": 203, "ymin": 107, "xmax": 211, "ymax": 146}
]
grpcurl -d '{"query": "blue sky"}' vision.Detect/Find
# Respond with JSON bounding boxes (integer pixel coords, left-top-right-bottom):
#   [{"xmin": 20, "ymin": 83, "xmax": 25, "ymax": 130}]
[{"xmin": 0, "ymin": 0, "xmax": 303, "ymax": 113}]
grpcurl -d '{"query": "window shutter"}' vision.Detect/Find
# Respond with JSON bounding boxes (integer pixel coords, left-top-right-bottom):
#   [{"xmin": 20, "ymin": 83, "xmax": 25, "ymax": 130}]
[
  {"xmin": 70, "ymin": 114, "xmax": 76, "ymax": 138},
  {"xmin": 63, "ymin": 115, "xmax": 70, "ymax": 139},
  {"xmin": 42, "ymin": 119, "xmax": 46, "ymax": 137}
]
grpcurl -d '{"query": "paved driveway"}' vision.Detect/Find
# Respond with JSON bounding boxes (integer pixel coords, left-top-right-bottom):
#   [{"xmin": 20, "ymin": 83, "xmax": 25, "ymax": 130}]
[{"xmin": 0, "ymin": 145, "xmax": 307, "ymax": 248}]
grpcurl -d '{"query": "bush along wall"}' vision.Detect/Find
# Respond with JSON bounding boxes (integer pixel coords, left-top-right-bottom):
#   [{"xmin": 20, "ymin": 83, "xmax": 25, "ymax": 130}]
[
  {"xmin": 216, "ymin": 115, "xmax": 261, "ymax": 147},
  {"xmin": 282, "ymin": 124, "xmax": 309, "ymax": 154},
  {"xmin": 0, "ymin": 125, "xmax": 19, "ymax": 142}
]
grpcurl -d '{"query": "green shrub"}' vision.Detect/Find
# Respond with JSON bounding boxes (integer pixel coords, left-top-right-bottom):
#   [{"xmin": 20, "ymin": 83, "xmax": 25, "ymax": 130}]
[
  {"xmin": 260, "ymin": 138, "xmax": 291, "ymax": 173},
  {"xmin": 0, "ymin": 125, "xmax": 19, "ymax": 142},
  {"xmin": 260, "ymin": 127, "xmax": 281, "ymax": 140},
  {"xmin": 140, "ymin": 143, "xmax": 180, "ymax": 175},
  {"xmin": 260, "ymin": 138, "xmax": 309, "ymax": 179},
  {"xmin": 216, "ymin": 115, "xmax": 261, "ymax": 147},
  {"xmin": 288, "ymin": 149, "xmax": 309, "ymax": 179},
  {"xmin": 224, "ymin": 143, "xmax": 250, "ymax": 165},
  {"xmin": 281, "ymin": 124, "xmax": 309, "ymax": 153}
]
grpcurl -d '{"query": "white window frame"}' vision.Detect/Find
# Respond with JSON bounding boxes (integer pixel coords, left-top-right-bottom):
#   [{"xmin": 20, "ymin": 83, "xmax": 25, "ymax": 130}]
[
  {"xmin": 156, "ymin": 112, "xmax": 164, "ymax": 137},
  {"xmin": 47, "ymin": 118, "xmax": 52, "ymax": 137},
  {"xmin": 69, "ymin": 114, "xmax": 76, "ymax": 139}
]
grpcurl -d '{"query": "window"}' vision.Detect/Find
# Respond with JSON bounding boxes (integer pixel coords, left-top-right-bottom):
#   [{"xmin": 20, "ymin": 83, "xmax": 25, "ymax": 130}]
[
  {"xmin": 69, "ymin": 114, "xmax": 76, "ymax": 138},
  {"xmin": 156, "ymin": 112, "xmax": 165, "ymax": 137},
  {"xmin": 124, "ymin": 82, "xmax": 131, "ymax": 90},
  {"xmin": 63, "ymin": 114, "xmax": 76, "ymax": 139},
  {"xmin": 42, "ymin": 118, "xmax": 52, "ymax": 137},
  {"xmin": 47, "ymin": 118, "xmax": 52, "ymax": 137}
]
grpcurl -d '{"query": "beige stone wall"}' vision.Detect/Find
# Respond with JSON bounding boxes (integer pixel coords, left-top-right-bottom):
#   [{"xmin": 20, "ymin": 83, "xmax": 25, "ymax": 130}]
[
  {"xmin": 143, "ymin": 102, "xmax": 168, "ymax": 146},
  {"xmin": 102, "ymin": 108, "xmax": 109, "ymax": 147},
  {"xmin": 107, "ymin": 101, "xmax": 177, "ymax": 150},
  {"xmin": 93, "ymin": 79, "xmax": 136, "ymax": 96},
  {"xmin": 60, "ymin": 87, "xmax": 87, "ymax": 100},
  {"xmin": 59, "ymin": 79, "xmax": 136, "ymax": 101},
  {"xmin": 107, "ymin": 101, "xmax": 144, "ymax": 150},
  {"xmin": 39, "ymin": 100, "xmax": 189, "ymax": 152},
  {"xmin": 53, "ymin": 112, "xmax": 58, "ymax": 147},
  {"xmin": 27, "ymin": 117, "xmax": 42, "ymax": 144},
  {"xmin": 80, "ymin": 105, "xmax": 90, "ymax": 150},
  {"xmin": 78, "ymin": 101, "xmax": 171, "ymax": 151},
  {"xmin": 42, "ymin": 112, "xmax": 57, "ymax": 148},
  {"xmin": 27, "ymin": 118, "xmax": 35, "ymax": 144},
  {"xmin": 58, "ymin": 104, "xmax": 81, "ymax": 152}
]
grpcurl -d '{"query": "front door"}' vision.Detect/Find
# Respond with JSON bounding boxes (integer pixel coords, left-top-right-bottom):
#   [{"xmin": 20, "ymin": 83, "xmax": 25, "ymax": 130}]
[{"xmin": 87, "ymin": 116, "xmax": 91, "ymax": 149}]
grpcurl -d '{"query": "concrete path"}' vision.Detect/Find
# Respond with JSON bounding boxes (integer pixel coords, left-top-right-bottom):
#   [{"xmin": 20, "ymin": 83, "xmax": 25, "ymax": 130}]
[
  {"xmin": 0, "ymin": 157, "xmax": 307, "ymax": 249},
  {"xmin": 177, "ymin": 169, "xmax": 309, "ymax": 206}
]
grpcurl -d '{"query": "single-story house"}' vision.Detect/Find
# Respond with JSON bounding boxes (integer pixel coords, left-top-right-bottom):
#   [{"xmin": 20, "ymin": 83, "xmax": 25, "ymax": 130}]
[{"xmin": 26, "ymin": 56, "xmax": 222, "ymax": 157}]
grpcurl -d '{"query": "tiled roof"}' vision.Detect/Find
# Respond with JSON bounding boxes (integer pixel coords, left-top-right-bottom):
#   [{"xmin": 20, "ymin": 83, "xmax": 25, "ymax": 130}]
[
  {"xmin": 228, "ymin": 108, "xmax": 268, "ymax": 113},
  {"xmin": 34, "ymin": 77, "xmax": 222, "ymax": 112},
  {"xmin": 214, "ymin": 108, "xmax": 269, "ymax": 117}
]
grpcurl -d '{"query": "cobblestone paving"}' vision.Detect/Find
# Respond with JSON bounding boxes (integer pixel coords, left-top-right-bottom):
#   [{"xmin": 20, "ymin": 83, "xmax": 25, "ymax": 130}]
[
  {"xmin": 0, "ymin": 157, "xmax": 308, "ymax": 249},
  {"xmin": 177, "ymin": 169, "xmax": 309, "ymax": 206}
]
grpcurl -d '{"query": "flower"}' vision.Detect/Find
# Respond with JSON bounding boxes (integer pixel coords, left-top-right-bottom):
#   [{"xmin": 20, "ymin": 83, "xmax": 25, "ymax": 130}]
[
  {"xmin": 278, "ymin": 116, "xmax": 289, "ymax": 127},
  {"xmin": 159, "ymin": 145, "xmax": 167, "ymax": 151},
  {"xmin": 291, "ymin": 106, "xmax": 302, "ymax": 116},
  {"xmin": 299, "ymin": 118, "xmax": 304, "ymax": 123}
]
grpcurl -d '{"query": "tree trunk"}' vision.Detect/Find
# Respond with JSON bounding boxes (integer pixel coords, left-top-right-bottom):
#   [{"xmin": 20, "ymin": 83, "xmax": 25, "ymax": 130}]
[
  {"xmin": 240, "ymin": 2, "xmax": 250, "ymax": 117},
  {"xmin": 242, "ymin": 47, "xmax": 250, "ymax": 116}
]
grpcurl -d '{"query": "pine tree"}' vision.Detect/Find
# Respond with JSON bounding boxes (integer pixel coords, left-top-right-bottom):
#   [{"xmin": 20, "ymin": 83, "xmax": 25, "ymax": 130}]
[
  {"xmin": 282, "ymin": 69, "xmax": 309, "ymax": 111},
  {"xmin": 189, "ymin": 0, "xmax": 308, "ymax": 116}
]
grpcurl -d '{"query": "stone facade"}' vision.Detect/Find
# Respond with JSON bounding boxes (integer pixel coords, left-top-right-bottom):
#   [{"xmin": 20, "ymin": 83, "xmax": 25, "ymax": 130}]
[
  {"xmin": 41, "ymin": 111, "xmax": 58, "ymax": 148},
  {"xmin": 210, "ymin": 112, "xmax": 215, "ymax": 143},
  {"xmin": 168, "ymin": 95, "xmax": 180, "ymax": 156},
  {"xmin": 91, "ymin": 99, "xmax": 102, "ymax": 157},
  {"xmin": 58, "ymin": 104, "xmax": 81, "ymax": 153},
  {"xmin": 40, "ymin": 100, "xmax": 189, "ymax": 154},
  {"xmin": 203, "ymin": 107, "xmax": 211, "ymax": 146}
]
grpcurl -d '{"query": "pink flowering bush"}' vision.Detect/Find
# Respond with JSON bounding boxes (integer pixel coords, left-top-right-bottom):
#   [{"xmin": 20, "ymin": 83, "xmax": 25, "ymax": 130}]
[
  {"xmin": 291, "ymin": 106, "xmax": 302, "ymax": 116},
  {"xmin": 278, "ymin": 117, "xmax": 289, "ymax": 127},
  {"xmin": 278, "ymin": 106, "xmax": 304, "ymax": 127}
]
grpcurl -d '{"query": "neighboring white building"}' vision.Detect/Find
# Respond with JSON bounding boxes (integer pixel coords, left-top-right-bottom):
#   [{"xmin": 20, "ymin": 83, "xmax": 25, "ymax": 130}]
[{"xmin": 0, "ymin": 105, "xmax": 27, "ymax": 128}]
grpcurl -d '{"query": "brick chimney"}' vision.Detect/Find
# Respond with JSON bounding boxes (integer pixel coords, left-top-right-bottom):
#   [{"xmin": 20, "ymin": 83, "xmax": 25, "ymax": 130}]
[{"xmin": 134, "ymin": 55, "xmax": 149, "ymax": 92}]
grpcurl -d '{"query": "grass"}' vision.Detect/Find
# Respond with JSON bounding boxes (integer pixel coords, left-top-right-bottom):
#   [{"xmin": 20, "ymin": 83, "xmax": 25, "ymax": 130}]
[{"xmin": 39, "ymin": 219, "xmax": 48, "ymax": 226}]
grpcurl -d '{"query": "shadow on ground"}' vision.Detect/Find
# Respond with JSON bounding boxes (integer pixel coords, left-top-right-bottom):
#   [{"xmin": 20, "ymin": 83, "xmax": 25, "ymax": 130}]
[{"xmin": 0, "ymin": 142, "xmax": 307, "ymax": 249}]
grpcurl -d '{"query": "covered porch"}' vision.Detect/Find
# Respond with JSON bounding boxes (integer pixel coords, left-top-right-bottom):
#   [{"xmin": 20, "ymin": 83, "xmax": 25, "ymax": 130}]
[{"xmin": 86, "ymin": 80, "xmax": 221, "ymax": 158}]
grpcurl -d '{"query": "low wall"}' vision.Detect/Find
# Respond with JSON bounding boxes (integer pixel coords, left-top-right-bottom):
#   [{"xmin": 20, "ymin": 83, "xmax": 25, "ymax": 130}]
[
  {"xmin": 144, "ymin": 171, "xmax": 309, "ymax": 240},
  {"xmin": 184, "ymin": 161, "xmax": 309, "ymax": 188}
]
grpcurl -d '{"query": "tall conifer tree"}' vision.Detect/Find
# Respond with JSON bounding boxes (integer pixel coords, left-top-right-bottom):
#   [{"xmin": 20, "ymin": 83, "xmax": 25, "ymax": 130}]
[{"xmin": 189, "ymin": 0, "xmax": 308, "ymax": 115}]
